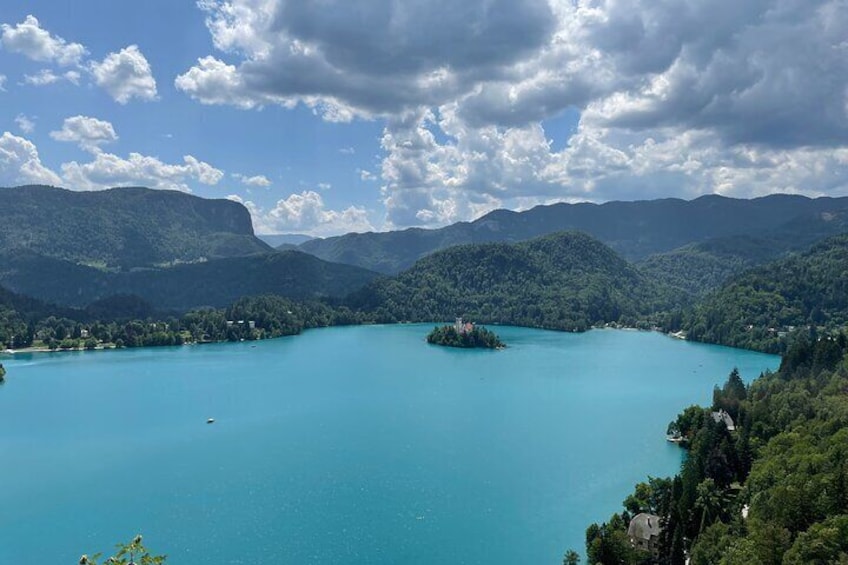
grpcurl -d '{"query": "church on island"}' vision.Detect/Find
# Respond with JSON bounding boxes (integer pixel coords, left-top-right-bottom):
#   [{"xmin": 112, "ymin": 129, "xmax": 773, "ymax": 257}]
[{"xmin": 454, "ymin": 317, "xmax": 474, "ymax": 334}]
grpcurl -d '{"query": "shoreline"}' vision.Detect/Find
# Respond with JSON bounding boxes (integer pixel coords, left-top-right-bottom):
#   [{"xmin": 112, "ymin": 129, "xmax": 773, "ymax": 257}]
[{"xmin": 1, "ymin": 323, "xmax": 773, "ymax": 361}]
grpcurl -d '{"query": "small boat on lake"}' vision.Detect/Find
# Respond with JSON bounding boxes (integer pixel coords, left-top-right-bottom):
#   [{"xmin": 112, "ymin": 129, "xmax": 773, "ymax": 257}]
[{"xmin": 207, "ymin": 418, "xmax": 215, "ymax": 424}]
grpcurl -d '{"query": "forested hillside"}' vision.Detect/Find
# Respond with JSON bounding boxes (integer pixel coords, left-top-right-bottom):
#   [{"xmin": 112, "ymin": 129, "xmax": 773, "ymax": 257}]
[
  {"xmin": 348, "ymin": 231, "xmax": 679, "ymax": 331},
  {"xmin": 301, "ymin": 194, "xmax": 848, "ymax": 274},
  {"xmin": 0, "ymin": 250, "xmax": 380, "ymax": 311},
  {"xmin": 0, "ymin": 185, "xmax": 270, "ymax": 269},
  {"xmin": 684, "ymin": 234, "xmax": 848, "ymax": 352},
  {"xmin": 0, "ymin": 289, "xmax": 365, "ymax": 351},
  {"xmin": 638, "ymin": 209, "xmax": 848, "ymax": 297},
  {"xmin": 584, "ymin": 332, "xmax": 848, "ymax": 565}
]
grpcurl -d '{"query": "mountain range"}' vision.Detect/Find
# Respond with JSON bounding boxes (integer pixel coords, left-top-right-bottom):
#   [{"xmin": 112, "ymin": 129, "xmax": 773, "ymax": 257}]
[
  {"xmin": 3, "ymin": 184, "xmax": 848, "ymax": 353},
  {"xmin": 299, "ymin": 194, "xmax": 848, "ymax": 274}
]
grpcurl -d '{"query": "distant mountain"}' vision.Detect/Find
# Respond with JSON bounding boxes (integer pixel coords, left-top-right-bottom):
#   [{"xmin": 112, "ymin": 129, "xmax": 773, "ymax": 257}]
[
  {"xmin": 638, "ymin": 208, "xmax": 848, "ymax": 296},
  {"xmin": 0, "ymin": 250, "xmax": 380, "ymax": 311},
  {"xmin": 0, "ymin": 185, "xmax": 271, "ymax": 270},
  {"xmin": 685, "ymin": 233, "xmax": 848, "ymax": 352},
  {"xmin": 347, "ymin": 231, "xmax": 676, "ymax": 331},
  {"xmin": 255, "ymin": 233, "xmax": 315, "ymax": 247},
  {"xmin": 300, "ymin": 194, "xmax": 848, "ymax": 274}
]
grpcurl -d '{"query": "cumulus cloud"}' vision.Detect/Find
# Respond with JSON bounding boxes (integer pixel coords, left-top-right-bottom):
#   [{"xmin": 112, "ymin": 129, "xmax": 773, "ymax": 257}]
[
  {"xmin": 50, "ymin": 115, "xmax": 118, "ymax": 152},
  {"xmin": 233, "ymin": 172, "xmax": 272, "ymax": 186},
  {"xmin": 0, "ymin": 131, "xmax": 62, "ymax": 186},
  {"xmin": 177, "ymin": 0, "xmax": 556, "ymax": 117},
  {"xmin": 229, "ymin": 191, "xmax": 374, "ymax": 236},
  {"xmin": 0, "ymin": 129, "xmax": 224, "ymax": 193},
  {"xmin": 14, "ymin": 114, "xmax": 35, "ymax": 134},
  {"xmin": 174, "ymin": 55, "xmax": 259, "ymax": 109},
  {"xmin": 61, "ymin": 152, "xmax": 223, "ymax": 192},
  {"xmin": 0, "ymin": 15, "xmax": 87, "ymax": 66},
  {"xmin": 578, "ymin": 0, "xmax": 848, "ymax": 148},
  {"xmin": 90, "ymin": 45, "xmax": 158, "ymax": 104}
]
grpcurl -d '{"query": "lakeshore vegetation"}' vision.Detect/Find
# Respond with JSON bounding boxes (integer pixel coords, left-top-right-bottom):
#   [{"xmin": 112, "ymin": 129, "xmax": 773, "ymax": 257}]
[{"xmin": 583, "ymin": 332, "xmax": 848, "ymax": 564}]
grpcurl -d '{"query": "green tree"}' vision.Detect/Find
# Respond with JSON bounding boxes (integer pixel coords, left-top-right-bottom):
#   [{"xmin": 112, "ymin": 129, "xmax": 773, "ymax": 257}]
[
  {"xmin": 80, "ymin": 534, "xmax": 165, "ymax": 565},
  {"xmin": 694, "ymin": 478, "xmax": 726, "ymax": 534},
  {"xmin": 562, "ymin": 549, "xmax": 580, "ymax": 565}
]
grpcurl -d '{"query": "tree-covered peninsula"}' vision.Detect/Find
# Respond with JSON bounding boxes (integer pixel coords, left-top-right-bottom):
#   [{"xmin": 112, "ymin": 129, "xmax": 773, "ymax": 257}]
[
  {"xmin": 582, "ymin": 331, "xmax": 848, "ymax": 564},
  {"xmin": 426, "ymin": 322, "xmax": 504, "ymax": 349}
]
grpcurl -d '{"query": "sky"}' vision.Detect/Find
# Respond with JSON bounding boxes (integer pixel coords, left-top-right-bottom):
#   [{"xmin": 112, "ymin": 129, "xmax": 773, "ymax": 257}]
[{"xmin": 1, "ymin": 1, "xmax": 847, "ymax": 237}]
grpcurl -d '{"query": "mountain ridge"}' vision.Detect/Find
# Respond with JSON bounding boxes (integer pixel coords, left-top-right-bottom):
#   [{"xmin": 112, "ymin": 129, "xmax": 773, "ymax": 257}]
[
  {"xmin": 0, "ymin": 185, "xmax": 271, "ymax": 270},
  {"xmin": 300, "ymin": 194, "xmax": 848, "ymax": 274}
]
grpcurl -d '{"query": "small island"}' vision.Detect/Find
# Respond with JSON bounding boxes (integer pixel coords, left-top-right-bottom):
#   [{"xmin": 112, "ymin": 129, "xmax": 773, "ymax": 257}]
[{"xmin": 426, "ymin": 318, "xmax": 505, "ymax": 349}]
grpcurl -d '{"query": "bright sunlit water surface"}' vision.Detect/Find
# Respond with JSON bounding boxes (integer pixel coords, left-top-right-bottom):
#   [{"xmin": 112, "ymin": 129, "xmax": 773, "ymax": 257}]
[{"xmin": 0, "ymin": 325, "xmax": 779, "ymax": 564}]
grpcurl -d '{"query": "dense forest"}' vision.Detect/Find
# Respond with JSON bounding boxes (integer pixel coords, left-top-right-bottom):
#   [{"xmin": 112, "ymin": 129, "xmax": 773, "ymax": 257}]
[
  {"xmin": 0, "ymin": 249, "xmax": 380, "ymax": 310},
  {"xmin": 348, "ymin": 231, "xmax": 681, "ymax": 332},
  {"xmin": 0, "ymin": 291, "xmax": 365, "ymax": 351},
  {"xmin": 684, "ymin": 234, "xmax": 848, "ymax": 353},
  {"xmin": 582, "ymin": 331, "xmax": 848, "ymax": 564}
]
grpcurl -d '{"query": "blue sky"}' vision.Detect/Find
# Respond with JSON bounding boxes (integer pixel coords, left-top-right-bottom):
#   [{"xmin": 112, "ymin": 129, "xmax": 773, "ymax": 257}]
[{"xmin": 1, "ymin": 1, "xmax": 846, "ymax": 236}]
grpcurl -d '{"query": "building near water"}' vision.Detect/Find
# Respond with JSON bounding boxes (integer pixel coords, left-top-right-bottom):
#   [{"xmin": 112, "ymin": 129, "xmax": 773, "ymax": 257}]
[{"xmin": 627, "ymin": 513, "xmax": 662, "ymax": 558}]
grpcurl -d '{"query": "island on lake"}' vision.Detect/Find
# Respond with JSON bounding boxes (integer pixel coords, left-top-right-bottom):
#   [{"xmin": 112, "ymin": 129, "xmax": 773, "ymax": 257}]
[{"xmin": 427, "ymin": 318, "xmax": 505, "ymax": 349}]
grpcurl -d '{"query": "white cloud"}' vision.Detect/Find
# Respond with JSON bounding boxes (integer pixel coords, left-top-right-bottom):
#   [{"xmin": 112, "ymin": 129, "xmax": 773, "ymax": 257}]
[
  {"xmin": 0, "ymin": 129, "xmax": 225, "ymax": 193},
  {"xmin": 0, "ymin": 74, "xmax": 6, "ymax": 91},
  {"xmin": 0, "ymin": 131, "xmax": 62, "ymax": 186},
  {"xmin": 0, "ymin": 15, "xmax": 87, "ymax": 66},
  {"xmin": 50, "ymin": 115, "xmax": 118, "ymax": 152},
  {"xmin": 379, "ymin": 103, "xmax": 848, "ymax": 228},
  {"xmin": 358, "ymin": 169, "xmax": 376, "ymax": 181},
  {"xmin": 174, "ymin": 55, "xmax": 260, "ymax": 109},
  {"xmin": 233, "ymin": 173, "xmax": 272, "ymax": 186},
  {"xmin": 22, "ymin": 69, "xmax": 81, "ymax": 87},
  {"xmin": 61, "ymin": 153, "xmax": 223, "ymax": 192},
  {"xmin": 339, "ymin": 147, "xmax": 355, "ymax": 155},
  {"xmin": 174, "ymin": 1, "xmax": 848, "ymax": 228},
  {"xmin": 229, "ymin": 191, "xmax": 374, "ymax": 236},
  {"xmin": 14, "ymin": 114, "xmax": 35, "ymax": 134},
  {"xmin": 90, "ymin": 45, "xmax": 158, "ymax": 104},
  {"xmin": 23, "ymin": 69, "xmax": 60, "ymax": 86},
  {"xmin": 64, "ymin": 70, "xmax": 81, "ymax": 85}
]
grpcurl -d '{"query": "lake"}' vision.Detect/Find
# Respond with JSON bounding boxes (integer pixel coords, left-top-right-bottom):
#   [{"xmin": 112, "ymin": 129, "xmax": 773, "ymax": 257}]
[{"xmin": 0, "ymin": 325, "xmax": 779, "ymax": 564}]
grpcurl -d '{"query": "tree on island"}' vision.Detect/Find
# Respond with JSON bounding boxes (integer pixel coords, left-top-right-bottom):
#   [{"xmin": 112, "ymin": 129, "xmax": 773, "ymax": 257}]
[
  {"xmin": 426, "ymin": 323, "xmax": 504, "ymax": 349},
  {"xmin": 0, "ymin": 362, "xmax": 5, "ymax": 382}
]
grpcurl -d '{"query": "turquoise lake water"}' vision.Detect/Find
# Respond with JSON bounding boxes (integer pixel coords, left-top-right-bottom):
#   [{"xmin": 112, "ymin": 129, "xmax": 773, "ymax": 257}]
[{"xmin": 0, "ymin": 325, "xmax": 779, "ymax": 564}]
